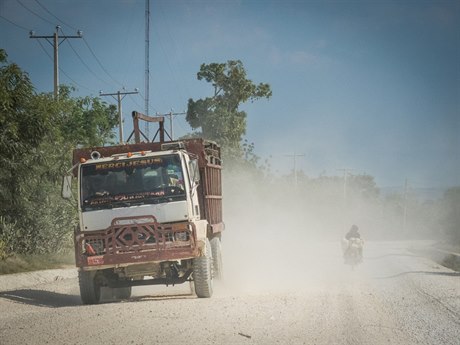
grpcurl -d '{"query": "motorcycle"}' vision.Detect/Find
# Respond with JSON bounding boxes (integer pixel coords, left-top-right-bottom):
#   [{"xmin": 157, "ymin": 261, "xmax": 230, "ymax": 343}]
[{"xmin": 342, "ymin": 237, "xmax": 364, "ymax": 269}]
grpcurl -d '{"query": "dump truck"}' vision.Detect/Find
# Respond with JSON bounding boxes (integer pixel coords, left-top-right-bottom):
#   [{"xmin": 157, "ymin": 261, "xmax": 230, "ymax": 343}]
[{"xmin": 62, "ymin": 111, "xmax": 223, "ymax": 304}]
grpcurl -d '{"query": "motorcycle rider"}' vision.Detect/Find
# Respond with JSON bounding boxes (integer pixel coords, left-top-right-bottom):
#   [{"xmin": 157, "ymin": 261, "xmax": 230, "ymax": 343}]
[
  {"xmin": 345, "ymin": 224, "xmax": 361, "ymax": 240},
  {"xmin": 343, "ymin": 224, "xmax": 363, "ymax": 261}
]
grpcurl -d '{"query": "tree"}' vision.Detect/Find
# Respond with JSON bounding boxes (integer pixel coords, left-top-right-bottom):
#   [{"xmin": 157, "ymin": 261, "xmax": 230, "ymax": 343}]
[
  {"xmin": 186, "ymin": 60, "xmax": 271, "ymax": 152},
  {"xmin": 0, "ymin": 49, "xmax": 119, "ymax": 255},
  {"xmin": 0, "ymin": 49, "xmax": 45, "ymax": 211}
]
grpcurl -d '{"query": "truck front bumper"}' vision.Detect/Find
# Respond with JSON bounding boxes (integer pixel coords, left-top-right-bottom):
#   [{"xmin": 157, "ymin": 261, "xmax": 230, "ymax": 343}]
[{"xmin": 75, "ymin": 216, "xmax": 199, "ymax": 269}]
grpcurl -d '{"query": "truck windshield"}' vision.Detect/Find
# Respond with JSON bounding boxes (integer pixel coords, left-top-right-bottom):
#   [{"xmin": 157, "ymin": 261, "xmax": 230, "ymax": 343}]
[{"xmin": 80, "ymin": 154, "xmax": 186, "ymax": 211}]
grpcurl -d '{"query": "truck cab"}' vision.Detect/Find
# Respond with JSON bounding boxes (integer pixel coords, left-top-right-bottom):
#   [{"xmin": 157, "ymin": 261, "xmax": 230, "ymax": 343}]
[{"xmin": 79, "ymin": 147, "xmax": 205, "ymax": 235}]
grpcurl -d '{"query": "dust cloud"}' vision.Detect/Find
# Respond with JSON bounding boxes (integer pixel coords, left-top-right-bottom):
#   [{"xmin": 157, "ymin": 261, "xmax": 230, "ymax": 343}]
[
  {"xmin": 217, "ymin": 165, "xmax": 454, "ymax": 294},
  {"xmin": 219, "ymin": 167, "xmax": 354, "ymax": 295}
]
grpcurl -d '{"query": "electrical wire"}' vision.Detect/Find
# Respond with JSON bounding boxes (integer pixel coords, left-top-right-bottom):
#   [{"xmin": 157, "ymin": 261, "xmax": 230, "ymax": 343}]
[
  {"xmin": 174, "ymin": 113, "xmax": 190, "ymax": 135},
  {"xmin": 138, "ymin": 90, "xmax": 158, "ymax": 114},
  {"xmin": 60, "ymin": 28, "xmax": 113, "ymax": 87},
  {"xmin": 33, "ymin": 0, "xmax": 78, "ymax": 32},
  {"xmin": 119, "ymin": 7, "xmax": 140, "ymax": 87},
  {"xmin": 128, "ymin": 94, "xmax": 145, "ymax": 112},
  {"xmin": 17, "ymin": 0, "xmax": 55, "ymax": 26},
  {"xmin": 82, "ymin": 37, "xmax": 124, "ymax": 88},
  {"xmin": 156, "ymin": 1, "xmax": 192, "ymax": 100},
  {"xmin": 35, "ymin": 38, "xmax": 53, "ymax": 60},
  {"xmin": 151, "ymin": 28, "xmax": 187, "ymax": 106},
  {"xmin": 35, "ymin": 39, "xmax": 94, "ymax": 93},
  {"xmin": 0, "ymin": 15, "xmax": 30, "ymax": 32}
]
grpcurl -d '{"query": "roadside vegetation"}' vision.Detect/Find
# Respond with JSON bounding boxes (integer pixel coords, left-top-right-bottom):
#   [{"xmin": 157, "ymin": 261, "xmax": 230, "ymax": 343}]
[
  {"xmin": 0, "ymin": 49, "xmax": 117, "ymax": 270},
  {"xmin": 0, "ymin": 251, "xmax": 75, "ymax": 274},
  {"xmin": 0, "ymin": 50, "xmax": 458, "ymax": 274}
]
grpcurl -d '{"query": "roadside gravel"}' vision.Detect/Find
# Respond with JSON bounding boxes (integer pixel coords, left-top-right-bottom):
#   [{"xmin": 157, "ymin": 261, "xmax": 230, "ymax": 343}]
[
  {"xmin": 0, "ymin": 241, "xmax": 459, "ymax": 345},
  {"xmin": 0, "ymin": 268, "xmax": 77, "ymax": 292}
]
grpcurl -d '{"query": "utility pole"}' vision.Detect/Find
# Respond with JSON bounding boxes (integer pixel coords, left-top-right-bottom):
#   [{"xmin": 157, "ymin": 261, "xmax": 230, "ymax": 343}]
[
  {"xmin": 100, "ymin": 89, "xmax": 139, "ymax": 144},
  {"xmin": 284, "ymin": 153, "xmax": 305, "ymax": 187},
  {"xmin": 30, "ymin": 25, "xmax": 82, "ymax": 99},
  {"xmin": 337, "ymin": 168, "xmax": 355, "ymax": 201},
  {"xmin": 155, "ymin": 111, "xmax": 186, "ymax": 140}
]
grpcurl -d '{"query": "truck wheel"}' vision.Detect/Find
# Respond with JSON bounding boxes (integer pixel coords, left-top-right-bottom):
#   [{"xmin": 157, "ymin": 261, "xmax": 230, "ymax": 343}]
[
  {"xmin": 210, "ymin": 237, "xmax": 223, "ymax": 280},
  {"xmin": 193, "ymin": 238, "xmax": 213, "ymax": 298},
  {"xmin": 114, "ymin": 287, "xmax": 132, "ymax": 300},
  {"xmin": 79, "ymin": 270, "xmax": 101, "ymax": 305}
]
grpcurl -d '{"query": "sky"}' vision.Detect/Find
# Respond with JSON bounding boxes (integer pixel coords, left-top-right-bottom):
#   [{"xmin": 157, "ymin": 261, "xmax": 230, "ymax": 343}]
[{"xmin": 0, "ymin": 0, "xmax": 459, "ymax": 189}]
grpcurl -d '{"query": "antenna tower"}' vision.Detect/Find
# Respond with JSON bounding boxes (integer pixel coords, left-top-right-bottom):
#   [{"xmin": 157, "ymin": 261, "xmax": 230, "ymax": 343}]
[{"xmin": 144, "ymin": 0, "xmax": 150, "ymax": 137}]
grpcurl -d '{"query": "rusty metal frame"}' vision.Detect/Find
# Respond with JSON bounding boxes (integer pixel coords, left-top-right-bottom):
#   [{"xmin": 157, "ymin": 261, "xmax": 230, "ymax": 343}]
[
  {"xmin": 75, "ymin": 216, "xmax": 199, "ymax": 269},
  {"xmin": 126, "ymin": 111, "xmax": 173, "ymax": 143}
]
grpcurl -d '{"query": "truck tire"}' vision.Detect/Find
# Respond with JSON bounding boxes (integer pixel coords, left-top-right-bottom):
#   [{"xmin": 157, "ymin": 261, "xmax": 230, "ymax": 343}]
[
  {"xmin": 113, "ymin": 287, "xmax": 132, "ymax": 300},
  {"xmin": 79, "ymin": 270, "xmax": 101, "ymax": 305},
  {"xmin": 193, "ymin": 238, "xmax": 213, "ymax": 298},
  {"xmin": 210, "ymin": 237, "xmax": 223, "ymax": 280}
]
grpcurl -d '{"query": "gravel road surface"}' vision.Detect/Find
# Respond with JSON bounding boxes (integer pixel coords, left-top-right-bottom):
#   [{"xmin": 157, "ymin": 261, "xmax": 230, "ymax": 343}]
[{"xmin": 0, "ymin": 241, "xmax": 459, "ymax": 345}]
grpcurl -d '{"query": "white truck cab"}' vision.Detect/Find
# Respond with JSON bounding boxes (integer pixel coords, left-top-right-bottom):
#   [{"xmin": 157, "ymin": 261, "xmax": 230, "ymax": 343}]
[{"xmin": 78, "ymin": 148, "xmax": 206, "ymax": 240}]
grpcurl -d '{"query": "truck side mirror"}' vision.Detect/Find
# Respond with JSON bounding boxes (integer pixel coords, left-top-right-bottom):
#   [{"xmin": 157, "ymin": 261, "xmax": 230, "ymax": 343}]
[
  {"xmin": 62, "ymin": 175, "xmax": 73, "ymax": 199},
  {"xmin": 189, "ymin": 159, "xmax": 200, "ymax": 184}
]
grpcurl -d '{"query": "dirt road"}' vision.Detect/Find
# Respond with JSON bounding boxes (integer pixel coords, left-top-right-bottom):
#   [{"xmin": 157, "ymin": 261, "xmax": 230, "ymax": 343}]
[{"xmin": 0, "ymin": 241, "xmax": 459, "ymax": 345}]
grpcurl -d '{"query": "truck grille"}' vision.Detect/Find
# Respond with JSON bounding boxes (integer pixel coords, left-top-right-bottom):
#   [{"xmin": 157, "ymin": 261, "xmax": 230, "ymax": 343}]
[{"xmin": 76, "ymin": 216, "xmax": 197, "ymax": 267}]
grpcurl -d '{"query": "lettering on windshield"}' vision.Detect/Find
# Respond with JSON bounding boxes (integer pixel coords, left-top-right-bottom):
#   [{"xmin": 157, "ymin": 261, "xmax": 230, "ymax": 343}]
[
  {"xmin": 86, "ymin": 190, "xmax": 166, "ymax": 206},
  {"xmin": 95, "ymin": 158, "xmax": 163, "ymax": 171}
]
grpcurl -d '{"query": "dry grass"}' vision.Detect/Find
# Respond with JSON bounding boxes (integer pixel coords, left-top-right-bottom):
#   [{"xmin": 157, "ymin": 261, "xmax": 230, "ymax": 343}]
[{"xmin": 0, "ymin": 252, "xmax": 75, "ymax": 275}]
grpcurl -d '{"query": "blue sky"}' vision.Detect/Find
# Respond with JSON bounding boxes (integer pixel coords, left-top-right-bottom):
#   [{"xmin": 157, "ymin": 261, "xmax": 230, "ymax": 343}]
[{"xmin": 0, "ymin": 0, "xmax": 458, "ymax": 189}]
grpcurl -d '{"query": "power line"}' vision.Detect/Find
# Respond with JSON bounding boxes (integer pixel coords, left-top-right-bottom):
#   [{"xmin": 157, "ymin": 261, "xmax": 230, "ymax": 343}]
[
  {"xmin": 82, "ymin": 37, "xmax": 123, "ymax": 88},
  {"xmin": 128, "ymin": 94, "xmax": 145, "ymax": 113},
  {"xmin": 17, "ymin": 0, "xmax": 55, "ymax": 26},
  {"xmin": 174, "ymin": 113, "xmax": 191, "ymax": 135},
  {"xmin": 154, "ymin": 2, "xmax": 191, "ymax": 102},
  {"xmin": 138, "ymin": 90, "xmax": 158, "ymax": 114},
  {"xmin": 35, "ymin": 38, "xmax": 53, "ymax": 60},
  {"xmin": 61, "ymin": 28, "xmax": 113, "ymax": 87},
  {"xmin": 33, "ymin": 0, "xmax": 78, "ymax": 31},
  {"xmin": 35, "ymin": 38, "xmax": 94, "ymax": 93},
  {"xmin": 0, "ymin": 15, "xmax": 30, "ymax": 32},
  {"xmin": 119, "ymin": 5, "xmax": 139, "ymax": 87}
]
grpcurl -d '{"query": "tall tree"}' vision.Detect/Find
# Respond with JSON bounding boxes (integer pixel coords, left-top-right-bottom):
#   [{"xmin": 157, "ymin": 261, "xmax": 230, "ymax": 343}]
[
  {"xmin": 0, "ymin": 49, "xmax": 45, "ymax": 210},
  {"xmin": 0, "ymin": 49, "xmax": 119, "ymax": 255},
  {"xmin": 186, "ymin": 60, "xmax": 272, "ymax": 151}
]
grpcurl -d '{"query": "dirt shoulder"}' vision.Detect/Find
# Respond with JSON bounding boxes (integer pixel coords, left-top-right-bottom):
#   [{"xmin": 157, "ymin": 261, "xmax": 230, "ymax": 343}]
[
  {"xmin": 410, "ymin": 242, "xmax": 460, "ymax": 272},
  {"xmin": 0, "ymin": 267, "xmax": 77, "ymax": 292},
  {"xmin": 0, "ymin": 252, "xmax": 75, "ymax": 275}
]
